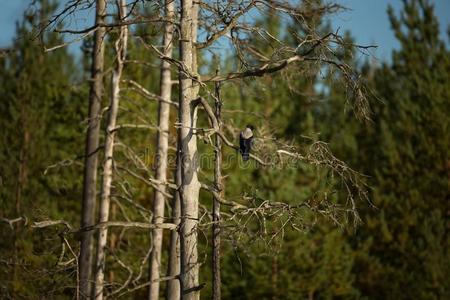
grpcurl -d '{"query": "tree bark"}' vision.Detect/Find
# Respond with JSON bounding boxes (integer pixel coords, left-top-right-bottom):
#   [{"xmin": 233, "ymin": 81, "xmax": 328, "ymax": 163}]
[
  {"xmin": 92, "ymin": 1, "xmax": 127, "ymax": 299},
  {"xmin": 179, "ymin": 0, "xmax": 200, "ymax": 298},
  {"xmin": 80, "ymin": 0, "xmax": 106, "ymax": 298},
  {"xmin": 212, "ymin": 75, "xmax": 222, "ymax": 300},
  {"xmin": 149, "ymin": 0, "xmax": 175, "ymax": 298},
  {"xmin": 108, "ymin": 203, "xmax": 117, "ymax": 284},
  {"xmin": 166, "ymin": 147, "xmax": 182, "ymax": 300}
]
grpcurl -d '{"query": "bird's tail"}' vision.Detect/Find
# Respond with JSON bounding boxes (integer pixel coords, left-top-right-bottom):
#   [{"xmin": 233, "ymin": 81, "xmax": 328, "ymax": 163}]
[{"xmin": 242, "ymin": 153, "xmax": 250, "ymax": 161}]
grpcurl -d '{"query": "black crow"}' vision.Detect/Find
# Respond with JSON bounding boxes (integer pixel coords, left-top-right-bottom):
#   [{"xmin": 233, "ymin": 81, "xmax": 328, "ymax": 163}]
[{"xmin": 239, "ymin": 125, "xmax": 254, "ymax": 161}]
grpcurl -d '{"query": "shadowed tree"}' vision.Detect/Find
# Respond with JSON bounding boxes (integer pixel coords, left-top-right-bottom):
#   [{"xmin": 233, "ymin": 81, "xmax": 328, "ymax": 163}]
[{"xmin": 79, "ymin": 0, "xmax": 107, "ymax": 298}]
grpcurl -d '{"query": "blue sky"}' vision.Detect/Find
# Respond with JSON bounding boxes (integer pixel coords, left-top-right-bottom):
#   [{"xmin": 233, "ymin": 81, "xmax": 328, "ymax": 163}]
[
  {"xmin": 1, "ymin": 0, "xmax": 449, "ymax": 62},
  {"xmin": 332, "ymin": 0, "xmax": 450, "ymax": 62}
]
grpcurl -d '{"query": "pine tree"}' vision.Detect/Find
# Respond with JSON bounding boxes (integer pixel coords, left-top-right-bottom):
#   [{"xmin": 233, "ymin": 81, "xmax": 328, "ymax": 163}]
[
  {"xmin": 0, "ymin": 1, "xmax": 86, "ymax": 297},
  {"xmin": 324, "ymin": 1, "xmax": 449, "ymax": 298}
]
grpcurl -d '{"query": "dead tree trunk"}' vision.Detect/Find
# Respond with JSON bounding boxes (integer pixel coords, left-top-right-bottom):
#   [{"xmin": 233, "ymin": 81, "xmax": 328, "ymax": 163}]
[
  {"xmin": 80, "ymin": 0, "xmax": 106, "ymax": 297},
  {"xmin": 179, "ymin": 0, "xmax": 200, "ymax": 298},
  {"xmin": 166, "ymin": 149, "xmax": 182, "ymax": 300},
  {"xmin": 108, "ymin": 203, "xmax": 117, "ymax": 284},
  {"xmin": 212, "ymin": 75, "xmax": 222, "ymax": 300},
  {"xmin": 149, "ymin": 0, "xmax": 175, "ymax": 298},
  {"xmin": 93, "ymin": 1, "xmax": 128, "ymax": 299}
]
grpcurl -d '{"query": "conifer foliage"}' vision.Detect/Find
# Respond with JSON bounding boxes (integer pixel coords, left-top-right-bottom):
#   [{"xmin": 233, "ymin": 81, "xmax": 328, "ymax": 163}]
[{"xmin": 0, "ymin": 0, "xmax": 448, "ymax": 299}]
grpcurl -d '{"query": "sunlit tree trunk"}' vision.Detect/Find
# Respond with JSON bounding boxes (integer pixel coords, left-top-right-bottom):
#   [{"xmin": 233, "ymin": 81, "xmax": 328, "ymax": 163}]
[
  {"xmin": 179, "ymin": 0, "xmax": 200, "ymax": 298},
  {"xmin": 149, "ymin": 0, "xmax": 175, "ymax": 298},
  {"xmin": 92, "ymin": 1, "xmax": 128, "ymax": 299},
  {"xmin": 80, "ymin": 0, "xmax": 106, "ymax": 297}
]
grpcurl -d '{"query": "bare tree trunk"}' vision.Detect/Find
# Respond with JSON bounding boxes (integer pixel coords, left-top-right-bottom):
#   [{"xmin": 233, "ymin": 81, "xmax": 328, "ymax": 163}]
[
  {"xmin": 179, "ymin": 0, "xmax": 200, "ymax": 298},
  {"xmin": 149, "ymin": 0, "xmax": 175, "ymax": 298},
  {"xmin": 108, "ymin": 202, "xmax": 117, "ymax": 284},
  {"xmin": 166, "ymin": 149, "xmax": 181, "ymax": 300},
  {"xmin": 80, "ymin": 0, "xmax": 106, "ymax": 297},
  {"xmin": 212, "ymin": 75, "xmax": 222, "ymax": 300},
  {"xmin": 92, "ymin": 2, "xmax": 128, "ymax": 299}
]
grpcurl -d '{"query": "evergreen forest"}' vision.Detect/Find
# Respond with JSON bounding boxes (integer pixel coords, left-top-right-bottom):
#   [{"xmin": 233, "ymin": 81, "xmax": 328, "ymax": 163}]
[{"xmin": 0, "ymin": 0, "xmax": 448, "ymax": 299}]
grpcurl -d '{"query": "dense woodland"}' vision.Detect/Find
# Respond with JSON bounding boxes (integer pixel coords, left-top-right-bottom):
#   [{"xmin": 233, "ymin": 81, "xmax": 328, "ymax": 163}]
[{"xmin": 0, "ymin": 0, "xmax": 448, "ymax": 299}]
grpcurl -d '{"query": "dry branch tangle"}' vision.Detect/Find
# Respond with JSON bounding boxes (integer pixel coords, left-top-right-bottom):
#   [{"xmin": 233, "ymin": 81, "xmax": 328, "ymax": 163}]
[{"xmin": 33, "ymin": 1, "xmax": 372, "ymax": 299}]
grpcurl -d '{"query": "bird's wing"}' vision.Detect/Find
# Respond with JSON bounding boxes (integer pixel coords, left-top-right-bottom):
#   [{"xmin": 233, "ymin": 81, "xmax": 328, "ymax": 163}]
[
  {"xmin": 239, "ymin": 132, "xmax": 245, "ymax": 153},
  {"xmin": 244, "ymin": 136, "xmax": 253, "ymax": 153}
]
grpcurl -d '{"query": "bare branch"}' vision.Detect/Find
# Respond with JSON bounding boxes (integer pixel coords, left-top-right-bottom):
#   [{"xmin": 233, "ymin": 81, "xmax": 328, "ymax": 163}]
[
  {"xmin": 196, "ymin": 0, "xmax": 256, "ymax": 49},
  {"xmin": 32, "ymin": 219, "xmax": 73, "ymax": 230},
  {"xmin": 1, "ymin": 216, "xmax": 28, "ymax": 229},
  {"xmin": 122, "ymin": 79, "xmax": 179, "ymax": 107},
  {"xmin": 201, "ymin": 54, "xmax": 303, "ymax": 82},
  {"xmin": 32, "ymin": 220, "xmax": 177, "ymax": 232}
]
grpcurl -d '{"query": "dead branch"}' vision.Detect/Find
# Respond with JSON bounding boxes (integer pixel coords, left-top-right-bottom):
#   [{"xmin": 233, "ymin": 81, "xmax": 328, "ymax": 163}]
[
  {"xmin": 122, "ymin": 79, "xmax": 179, "ymax": 107},
  {"xmin": 32, "ymin": 220, "xmax": 177, "ymax": 232},
  {"xmin": 32, "ymin": 219, "xmax": 73, "ymax": 230},
  {"xmin": 112, "ymin": 123, "xmax": 159, "ymax": 132},
  {"xmin": 1, "ymin": 216, "xmax": 28, "ymax": 229},
  {"xmin": 196, "ymin": 0, "xmax": 257, "ymax": 49}
]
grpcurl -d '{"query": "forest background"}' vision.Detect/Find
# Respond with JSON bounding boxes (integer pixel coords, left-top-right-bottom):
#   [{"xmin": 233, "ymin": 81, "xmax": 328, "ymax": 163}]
[{"xmin": 0, "ymin": 0, "xmax": 448, "ymax": 299}]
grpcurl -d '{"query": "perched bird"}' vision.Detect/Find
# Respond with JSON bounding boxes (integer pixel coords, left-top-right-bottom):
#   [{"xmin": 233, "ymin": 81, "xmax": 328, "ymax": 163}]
[{"xmin": 239, "ymin": 125, "xmax": 254, "ymax": 161}]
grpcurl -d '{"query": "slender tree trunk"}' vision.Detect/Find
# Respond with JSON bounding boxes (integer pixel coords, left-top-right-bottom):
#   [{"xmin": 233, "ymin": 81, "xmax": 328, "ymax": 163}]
[
  {"xmin": 149, "ymin": 0, "xmax": 175, "ymax": 298},
  {"xmin": 179, "ymin": 0, "xmax": 200, "ymax": 298},
  {"xmin": 108, "ymin": 202, "xmax": 117, "ymax": 284},
  {"xmin": 80, "ymin": 0, "xmax": 106, "ymax": 297},
  {"xmin": 166, "ymin": 149, "xmax": 182, "ymax": 300},
  {"xmin": 212, "ymin": 75, "xmax": 222, "ymax": 300},
  {"xmin": 92, "ymin": 2, "xmax": 128, "ymax": 299}
]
